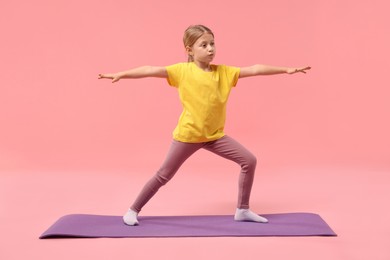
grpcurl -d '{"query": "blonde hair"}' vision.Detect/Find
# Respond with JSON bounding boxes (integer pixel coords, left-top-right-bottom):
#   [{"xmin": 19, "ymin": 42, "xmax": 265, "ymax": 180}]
[{"xmin": 183, "ymin": 25, "xmax": 214, "ymax": 62}]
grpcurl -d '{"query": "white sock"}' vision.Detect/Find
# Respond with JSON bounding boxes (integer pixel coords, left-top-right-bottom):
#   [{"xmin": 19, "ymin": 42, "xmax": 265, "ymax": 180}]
[
  {"xmin": 234, "ymin": 208, "xmax": 268, "ymax": 223},
  {"xmin": 123, "ymin": 209, "xmax": 139, "ymax": 226}
]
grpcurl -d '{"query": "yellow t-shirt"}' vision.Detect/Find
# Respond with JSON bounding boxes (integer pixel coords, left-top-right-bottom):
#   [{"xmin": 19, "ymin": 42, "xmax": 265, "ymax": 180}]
[{"xmin": 166, "ymin": 62, "xmax": 240, "ymax": 143}]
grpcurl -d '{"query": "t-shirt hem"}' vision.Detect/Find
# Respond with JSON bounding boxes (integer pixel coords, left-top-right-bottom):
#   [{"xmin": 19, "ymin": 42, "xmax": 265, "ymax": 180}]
[{"xmin": 173, "ymin": 133, "xmax": 225, "ymax": 143}]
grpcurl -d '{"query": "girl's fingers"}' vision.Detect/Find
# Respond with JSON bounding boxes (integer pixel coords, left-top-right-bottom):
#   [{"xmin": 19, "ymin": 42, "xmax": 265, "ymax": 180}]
[
  {"xmin": 299, "ymin": 67, "xmax": 311, "ymax": 73},
  {"xmin": 98, "ymin": 74, "xmax": 113, "ymax": 79}
]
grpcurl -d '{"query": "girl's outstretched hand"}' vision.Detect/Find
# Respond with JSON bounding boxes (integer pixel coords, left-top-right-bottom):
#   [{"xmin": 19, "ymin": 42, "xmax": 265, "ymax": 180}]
[
  {"xmin": 98, "ymin": 73, "xmax": 121, "ymax": 83},
  {"xmin": 287, "ymin": 66, "xmax": 311, "ymax": 74}
]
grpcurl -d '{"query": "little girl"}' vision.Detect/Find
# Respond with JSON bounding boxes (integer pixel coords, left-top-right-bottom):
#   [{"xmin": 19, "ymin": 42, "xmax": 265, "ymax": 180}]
[{"xmin": 99, "ymin": 25, "xmax": 310, "ymax": 226}]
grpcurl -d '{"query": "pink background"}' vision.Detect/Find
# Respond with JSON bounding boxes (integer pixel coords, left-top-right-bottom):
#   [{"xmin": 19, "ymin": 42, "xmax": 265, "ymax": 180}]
[{"xmin": 1, "ymin": 0, "xmax": 389, "ymax": 259}]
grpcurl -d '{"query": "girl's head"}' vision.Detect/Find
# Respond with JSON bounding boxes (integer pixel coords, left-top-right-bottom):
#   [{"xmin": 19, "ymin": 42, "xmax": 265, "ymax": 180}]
[{"xmin": 183, "ymin": 25, "xmax": 215, "ymax": 62}]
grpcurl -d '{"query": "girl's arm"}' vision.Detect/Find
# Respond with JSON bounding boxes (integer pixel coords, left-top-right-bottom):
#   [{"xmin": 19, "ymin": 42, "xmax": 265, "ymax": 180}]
[
  {"xmin": 98, "ymin": 66, "xmax": 167, "ymax": 83},
  {"xmin": 239, "ymin": 64, "xmax": 311, "ymax": 78}
]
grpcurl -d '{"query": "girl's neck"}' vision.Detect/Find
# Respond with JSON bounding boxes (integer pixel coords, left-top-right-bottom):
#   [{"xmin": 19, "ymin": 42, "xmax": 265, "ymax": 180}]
[{"xmin": 193, "ymin": 60, "xmax": 212, "ymax": 72}]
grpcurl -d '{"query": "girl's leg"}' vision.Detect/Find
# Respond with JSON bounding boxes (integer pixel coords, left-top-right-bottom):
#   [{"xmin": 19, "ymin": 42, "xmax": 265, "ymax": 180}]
[
  {"xmin": 203, "ymin": 135, "xmax": 268, "ymax": 223},
  {"xmin": 124, "ymin": 140, "xmax": 203, "ymax": 225}
]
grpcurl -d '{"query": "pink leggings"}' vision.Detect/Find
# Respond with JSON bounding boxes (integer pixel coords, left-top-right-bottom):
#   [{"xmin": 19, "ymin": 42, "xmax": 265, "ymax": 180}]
[{"xmin": 130, "ymin": 135, "xmax": 257, "ymax": 212}]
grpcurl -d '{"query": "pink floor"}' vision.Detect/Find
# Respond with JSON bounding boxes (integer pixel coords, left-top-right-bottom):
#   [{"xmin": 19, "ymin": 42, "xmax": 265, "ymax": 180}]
[{"xmin": 2, "ymin": 164, "xmax": 389, "ymax": 260}]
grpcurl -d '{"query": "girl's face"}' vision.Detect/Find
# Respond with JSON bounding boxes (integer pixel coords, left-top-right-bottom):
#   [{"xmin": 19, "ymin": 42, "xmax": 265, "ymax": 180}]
[{"xmin": 187, "ymin": 33, "xmax": 216, "ymax": 65}]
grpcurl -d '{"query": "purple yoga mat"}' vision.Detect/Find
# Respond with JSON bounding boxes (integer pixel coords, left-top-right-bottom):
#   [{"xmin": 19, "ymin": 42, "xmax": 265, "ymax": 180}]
[{"xmin": 39, "ymin": 213, "xmax": 336, "ymax": 238}]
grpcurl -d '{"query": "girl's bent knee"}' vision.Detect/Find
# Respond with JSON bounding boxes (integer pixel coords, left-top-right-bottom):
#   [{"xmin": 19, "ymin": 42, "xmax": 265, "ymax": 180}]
[
  {"xmin": 247, "ymin": 154, "xmax": 257, "ymax": 167},
  {"xmin": 241, "ymin": 154, "xmax": 257, "ymax": 171}
]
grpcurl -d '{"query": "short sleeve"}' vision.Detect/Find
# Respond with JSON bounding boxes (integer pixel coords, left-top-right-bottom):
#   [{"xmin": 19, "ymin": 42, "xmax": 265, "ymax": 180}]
[
  {"xmin": 222, "ymin": 65, "xmax": 240, "ymax": 87},
  {"xmin": 165, "ymin": 63, "xmax": 184, "ymax": 88}
]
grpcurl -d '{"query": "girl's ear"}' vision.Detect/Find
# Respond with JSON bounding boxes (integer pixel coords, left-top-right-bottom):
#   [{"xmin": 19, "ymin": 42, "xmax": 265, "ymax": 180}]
[
  {"xmin": 185, "ymin": 46, "xmax": 192, "ymax": 55},
  {"xmin": 185, "ymin": 46, "xmax": 194, "ymax": 62}
]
